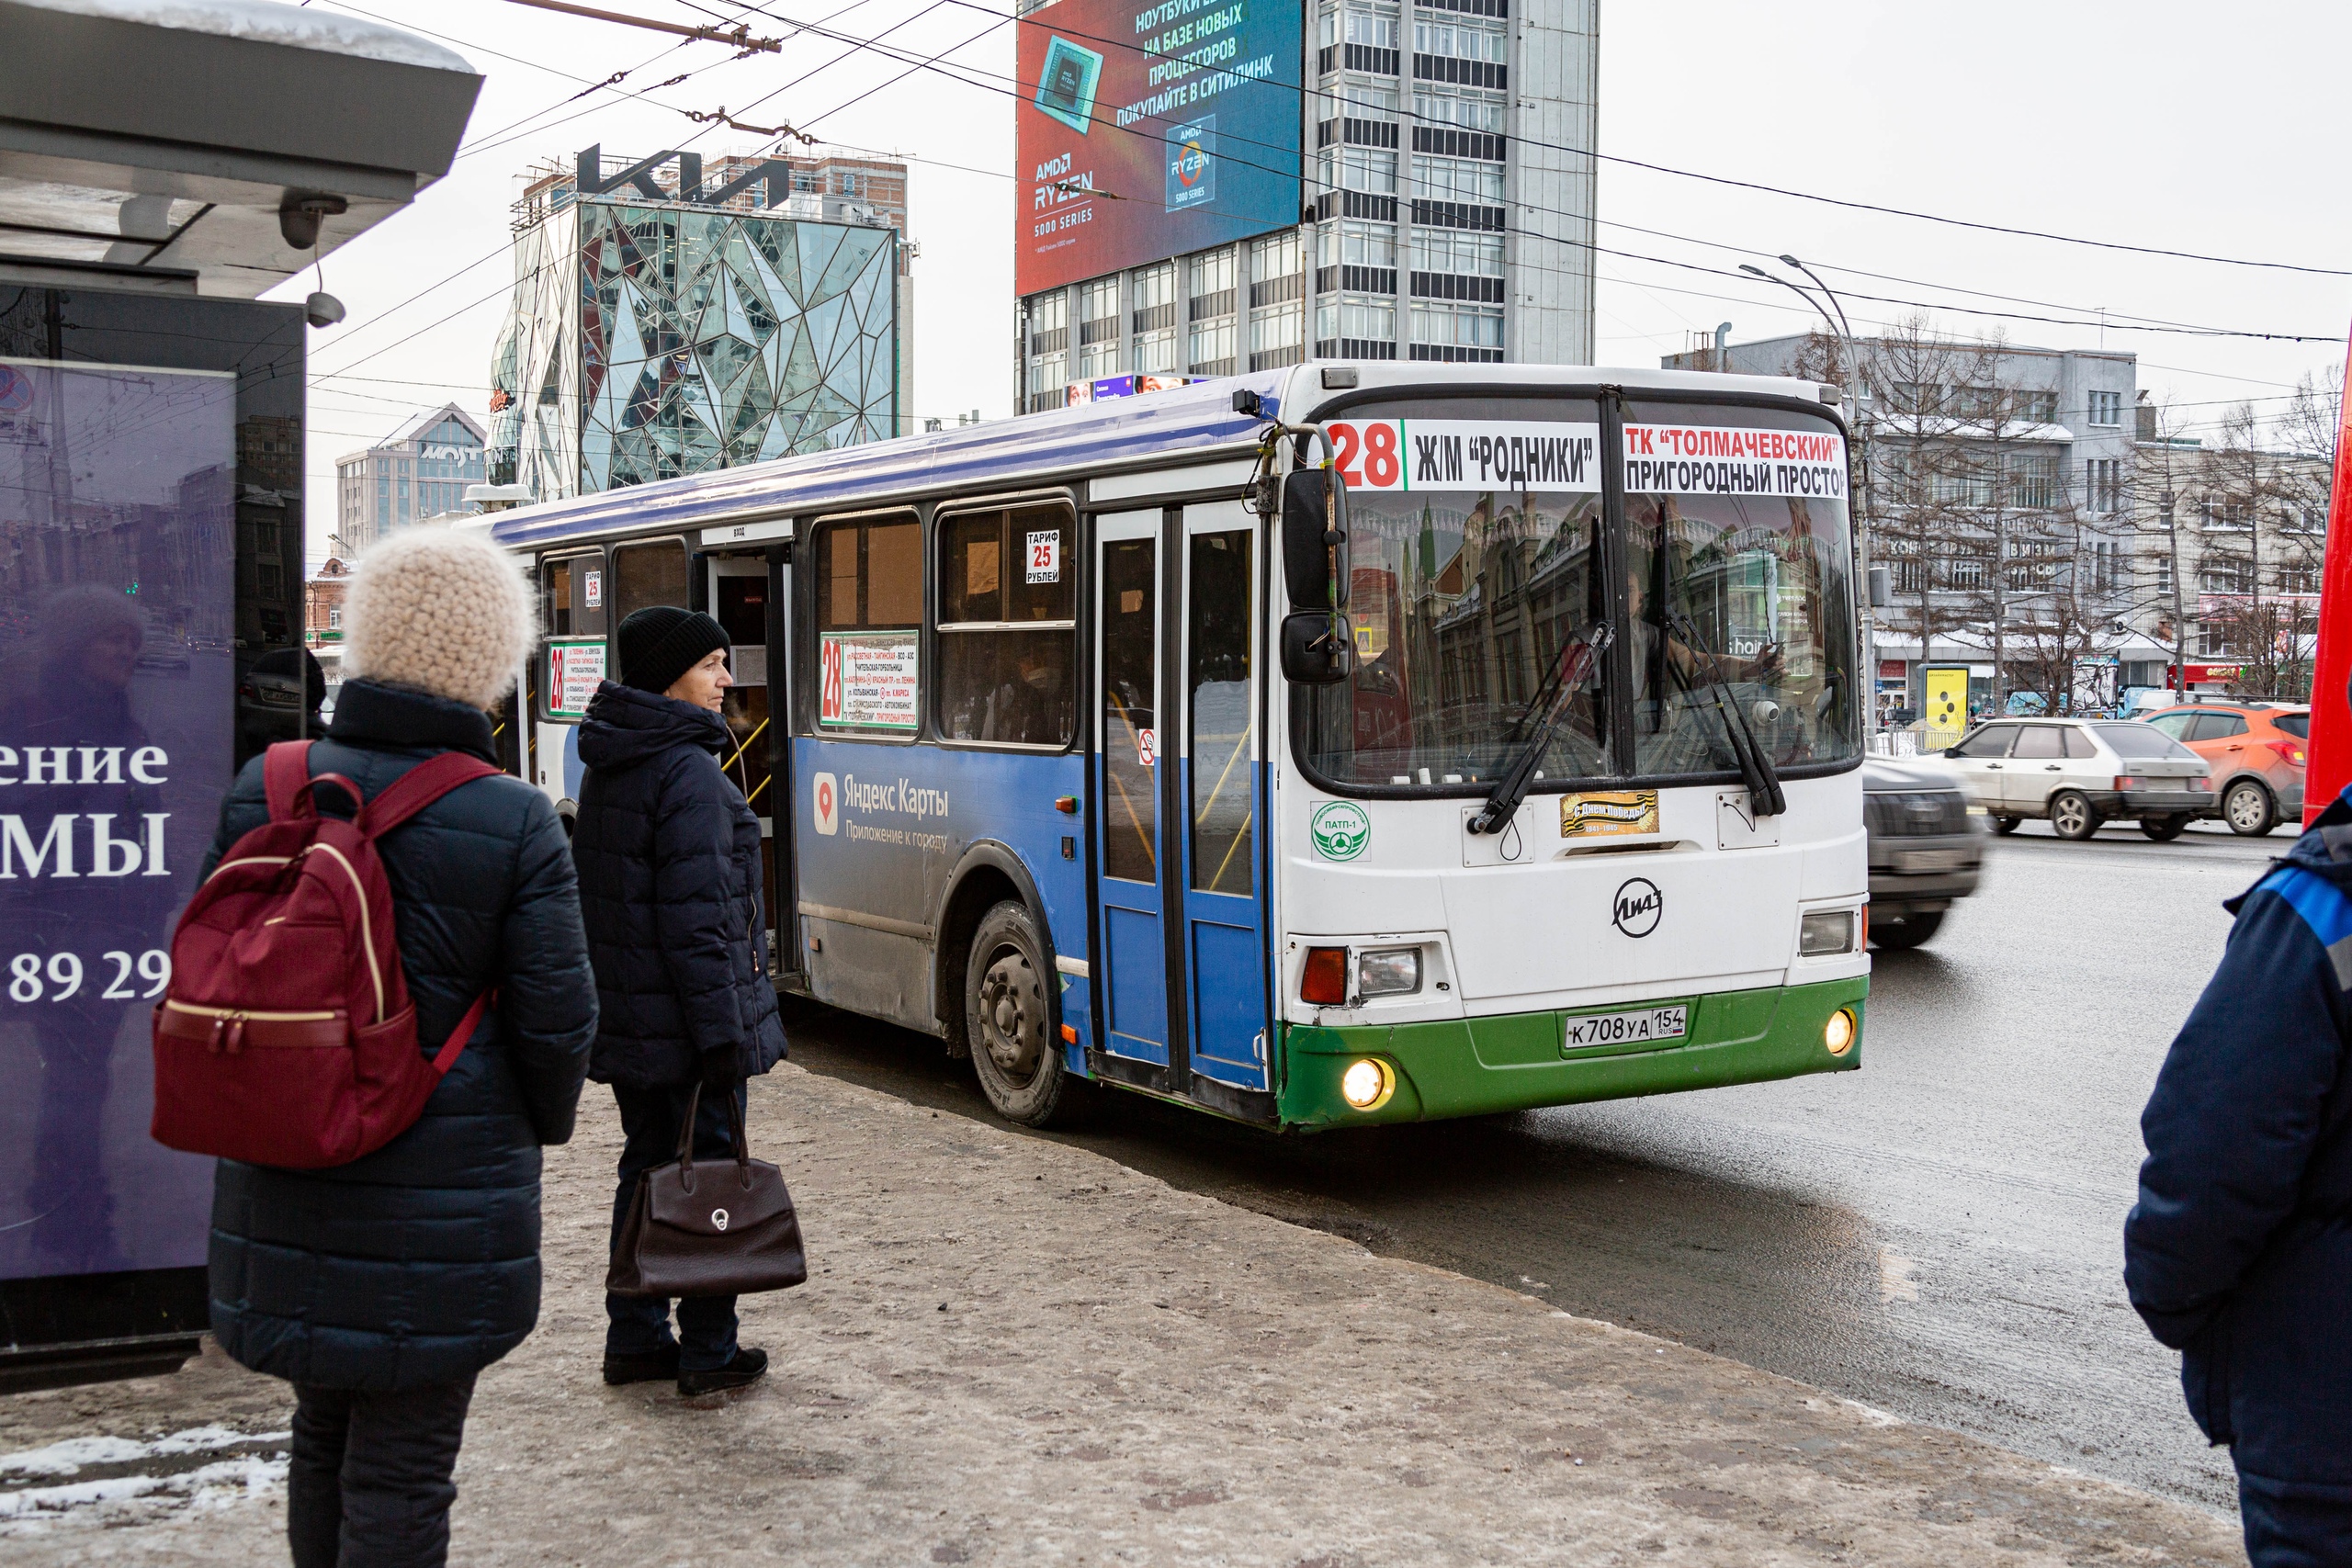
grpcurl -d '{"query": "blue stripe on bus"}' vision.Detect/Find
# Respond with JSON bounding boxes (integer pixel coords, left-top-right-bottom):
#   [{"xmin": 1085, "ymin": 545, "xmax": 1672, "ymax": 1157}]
[{"xmin": 487, "ymin": 372, "xmax": 1287, "ymax": 550}]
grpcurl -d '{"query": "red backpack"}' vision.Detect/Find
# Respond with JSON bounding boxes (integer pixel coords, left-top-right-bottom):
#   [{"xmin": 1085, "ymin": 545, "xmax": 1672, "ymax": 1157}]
[{"xmin": 152, "ymin": 741, "xmax": 503, "ymax": 1170}]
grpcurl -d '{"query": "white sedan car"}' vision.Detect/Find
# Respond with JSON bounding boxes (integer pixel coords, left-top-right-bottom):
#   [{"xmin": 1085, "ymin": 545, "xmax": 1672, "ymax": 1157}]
[{"xmin": 1939, "ymin": 716, "xmax": 2213, "ymax": 840}]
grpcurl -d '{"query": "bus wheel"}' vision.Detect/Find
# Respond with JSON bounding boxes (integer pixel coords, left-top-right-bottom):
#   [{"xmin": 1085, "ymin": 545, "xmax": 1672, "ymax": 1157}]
[{"xmin": 965, "ymin": 901, "xmax": 1089, "ymax": 1128}]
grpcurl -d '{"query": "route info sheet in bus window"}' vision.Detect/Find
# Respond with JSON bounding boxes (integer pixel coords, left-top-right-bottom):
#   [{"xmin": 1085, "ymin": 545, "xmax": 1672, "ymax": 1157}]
[{"xmin": 820, "ymin": 630, "xmax": 920, "ymax": 730}]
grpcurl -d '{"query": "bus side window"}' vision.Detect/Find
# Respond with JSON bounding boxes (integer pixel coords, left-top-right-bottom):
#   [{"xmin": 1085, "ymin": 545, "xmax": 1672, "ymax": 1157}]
[
  {"xmin": 934, "ymin": 503, "xmax": 1076, "ymax": 748},
  {"xmin": 539, "ymin": 552, "xmax": 607, "ymax": 721},
  {"xmin": 810, "ymin": 513, "xmax": 922, "ymax": 738}
]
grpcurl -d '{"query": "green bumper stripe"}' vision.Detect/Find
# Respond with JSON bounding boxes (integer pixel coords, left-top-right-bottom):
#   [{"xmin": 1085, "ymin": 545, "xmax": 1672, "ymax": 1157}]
[{"xmin": 1276, "ymin": 976, "xmax": 1867, "ymax": 1130}]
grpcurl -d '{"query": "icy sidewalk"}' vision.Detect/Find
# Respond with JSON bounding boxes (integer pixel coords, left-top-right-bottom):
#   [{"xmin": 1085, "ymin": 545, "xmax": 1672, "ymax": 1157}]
[{"xmin": 2, "ymin": 1062, "xmax": 2239, "ymax": 1565}]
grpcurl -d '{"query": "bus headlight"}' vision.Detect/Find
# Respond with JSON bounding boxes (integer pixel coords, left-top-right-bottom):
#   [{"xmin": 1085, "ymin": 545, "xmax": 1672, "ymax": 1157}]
[
  {"xmin": 1825, "ymin": 1009, "xmax": 1857, "ymax": 1055},
  {"xmin": 1340, "ymin": 1057, "xmax": 1395, "ymax": 1111},
  {"xmin": 1356, "ymin": 947, "xmax": 1422, "ymax": 998},
  {"xmin": 1800, "ymin": 910, "xmax": 1859, "ymax": 956}
]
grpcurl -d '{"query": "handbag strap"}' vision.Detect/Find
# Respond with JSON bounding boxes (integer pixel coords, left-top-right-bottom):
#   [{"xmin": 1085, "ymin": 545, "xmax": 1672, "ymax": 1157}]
[{"xmin": 672, "ymin": 1081, "xmax": 755, "ymax": 1182}]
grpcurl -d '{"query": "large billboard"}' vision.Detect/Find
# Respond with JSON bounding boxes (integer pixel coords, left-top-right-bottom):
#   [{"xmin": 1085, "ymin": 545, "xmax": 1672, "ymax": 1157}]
[
  {"xmin": 0, "ymin": 359, "xmax": 236, "ymax": 1282},
  {"xmin": 1016, "ymin": 0, "xmax": 1303, "ymax": 297}
]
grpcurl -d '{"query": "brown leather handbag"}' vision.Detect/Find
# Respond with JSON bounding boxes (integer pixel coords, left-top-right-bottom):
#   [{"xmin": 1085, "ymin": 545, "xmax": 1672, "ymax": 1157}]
[{"xmin": 606, "ymin": 1085, "xmax": 808, "ymax": 1298}]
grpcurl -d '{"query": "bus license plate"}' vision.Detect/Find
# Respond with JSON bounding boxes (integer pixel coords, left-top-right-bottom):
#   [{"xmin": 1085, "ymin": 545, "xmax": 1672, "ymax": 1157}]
[{"xmin": 1562, "ymin": 1005, "xmax": 1687, "ymax": 1051}]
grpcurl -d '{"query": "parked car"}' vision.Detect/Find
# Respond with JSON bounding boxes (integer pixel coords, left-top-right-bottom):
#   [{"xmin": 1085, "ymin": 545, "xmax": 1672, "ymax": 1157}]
[
  {"xmin": 2142, "ymin": 702, "xmax": 2306, "ymax": 835},
  {"xmin": 1863, "ymin": 756, "xmax": 1983, "ymax": 949},
  {"xmin": 1940, "ymin": 717, "xmax": 2212, "ymax": 840}
]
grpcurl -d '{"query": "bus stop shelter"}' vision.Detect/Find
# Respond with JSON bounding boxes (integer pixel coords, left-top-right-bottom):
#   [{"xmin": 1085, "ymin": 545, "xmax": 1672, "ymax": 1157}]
[{"xmin": 0, "ymin": 0, "xmax": 480, "ymax": 1391}]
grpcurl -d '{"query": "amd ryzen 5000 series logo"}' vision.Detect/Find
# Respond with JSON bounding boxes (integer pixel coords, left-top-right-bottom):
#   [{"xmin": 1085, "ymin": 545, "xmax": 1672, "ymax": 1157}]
[
  {"xmin": 813, "ymin": 772, "xmax": 838, "ymax": 835},
  {"xmin": 1166, "ymin": 115, "xmax": 1216, "ymax": 211}
]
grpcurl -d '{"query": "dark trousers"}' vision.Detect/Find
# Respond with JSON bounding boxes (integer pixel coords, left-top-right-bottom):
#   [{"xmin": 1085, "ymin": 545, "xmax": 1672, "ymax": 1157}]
[
  {"xmin": 606, "ymin": 1080, "xmax": 745, "ymax": 1373},
  {"xmin": 2239, "ymin": 1468, "xmax": 2352, "ymax": 1568},
  {"xmin": 288, "ymin": 1377, "xmax": 477, "ymax": 1568}
]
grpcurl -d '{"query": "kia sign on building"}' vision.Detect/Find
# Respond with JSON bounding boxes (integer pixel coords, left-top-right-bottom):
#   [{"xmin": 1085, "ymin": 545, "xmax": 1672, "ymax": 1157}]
[{"xmin": 1016, "ymin": 0, "xmax": 1304, "ymax": 296}]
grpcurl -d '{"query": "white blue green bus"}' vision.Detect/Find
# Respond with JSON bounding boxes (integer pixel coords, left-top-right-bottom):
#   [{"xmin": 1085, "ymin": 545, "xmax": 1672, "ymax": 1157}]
[{"xmin": 481, "ymin": 362, "xmax": 1868, "ymax": 1130}]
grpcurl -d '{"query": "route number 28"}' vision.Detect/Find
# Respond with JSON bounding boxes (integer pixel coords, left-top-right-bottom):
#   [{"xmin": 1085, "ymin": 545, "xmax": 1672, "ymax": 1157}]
[
  {"xmin": 9, "ymin": 950, "xmax": 172, "ymax": 1003},
  {"xmin": 1326, "ymin": 421, "xmax": 1403, "ymax": 491}
]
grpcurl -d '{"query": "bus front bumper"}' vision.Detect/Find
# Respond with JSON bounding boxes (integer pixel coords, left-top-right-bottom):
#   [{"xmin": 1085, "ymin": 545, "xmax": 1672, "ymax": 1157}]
[{"xmin": 1277, "ymin": 976, "xmax": 1867, "ymax": 1130}]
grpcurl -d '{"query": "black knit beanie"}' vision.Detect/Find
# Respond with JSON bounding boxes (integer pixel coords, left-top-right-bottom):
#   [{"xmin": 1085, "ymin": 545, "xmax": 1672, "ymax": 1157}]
[{"xmin": 618, "ymin": 605, "xmax": 729, "ymax": 696}]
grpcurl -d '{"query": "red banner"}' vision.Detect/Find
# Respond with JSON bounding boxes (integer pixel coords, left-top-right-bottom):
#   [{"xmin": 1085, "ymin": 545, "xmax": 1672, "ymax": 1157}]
[{"xmin": 2303, "ymin": 318, "xmax": 2352, "ymax": 825}]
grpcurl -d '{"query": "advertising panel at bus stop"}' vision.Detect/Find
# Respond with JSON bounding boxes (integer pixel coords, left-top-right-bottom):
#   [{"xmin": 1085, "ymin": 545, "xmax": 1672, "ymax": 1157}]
[
  {"xmin": 1016, "ymin": 0, "xmax": 1303, "ymax": 296},
  {"xmin": 0, "ymin": 359, "xmax": 237, "ymax": 1284}
]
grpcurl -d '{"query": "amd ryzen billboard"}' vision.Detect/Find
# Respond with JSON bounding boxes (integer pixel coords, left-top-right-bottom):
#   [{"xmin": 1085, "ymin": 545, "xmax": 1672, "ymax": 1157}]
[{"xmin": 1016, "ymin": 0, "xmax": 1303, "ymax": 296}]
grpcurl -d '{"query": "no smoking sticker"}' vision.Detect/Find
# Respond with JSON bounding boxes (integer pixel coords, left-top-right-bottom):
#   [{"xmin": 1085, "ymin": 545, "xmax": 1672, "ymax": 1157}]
[{"xmin": 1136, "ymin": 728, "xmax": 1158, "ymax": 767}]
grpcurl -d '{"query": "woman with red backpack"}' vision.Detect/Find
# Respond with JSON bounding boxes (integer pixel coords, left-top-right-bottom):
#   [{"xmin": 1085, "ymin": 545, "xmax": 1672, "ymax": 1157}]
[{"xmin": 197, "ymin": 527, "xmax": 595, "ymax": 1568}]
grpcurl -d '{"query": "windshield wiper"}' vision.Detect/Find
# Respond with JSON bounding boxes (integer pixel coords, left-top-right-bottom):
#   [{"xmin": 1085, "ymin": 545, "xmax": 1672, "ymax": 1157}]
[
  {"xmin": 1662, "ymin": 610, "xmax": 1785, "ymax": 818},
  {"xmin": 1469, "ymin": 619, "xmax": 1614, "ymax": 836}
]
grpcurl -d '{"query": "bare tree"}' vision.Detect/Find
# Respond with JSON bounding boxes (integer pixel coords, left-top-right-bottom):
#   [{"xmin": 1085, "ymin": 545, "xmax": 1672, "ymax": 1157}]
[{"xmin": 2190, "ymin": 402, "xmax": 2327, "ymax": 699}]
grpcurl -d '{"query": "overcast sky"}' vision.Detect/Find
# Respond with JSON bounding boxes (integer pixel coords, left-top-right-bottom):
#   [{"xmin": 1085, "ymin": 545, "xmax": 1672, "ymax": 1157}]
[{"xmin": 279, "ymin": 0, "xmax": 2352, "ymax": 563}]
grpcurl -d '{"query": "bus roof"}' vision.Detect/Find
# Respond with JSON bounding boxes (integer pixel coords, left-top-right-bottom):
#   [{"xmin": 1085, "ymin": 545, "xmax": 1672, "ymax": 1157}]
[{"xmin": 485, "ymin": 360, "xmax": 1840, "ymax": 553}]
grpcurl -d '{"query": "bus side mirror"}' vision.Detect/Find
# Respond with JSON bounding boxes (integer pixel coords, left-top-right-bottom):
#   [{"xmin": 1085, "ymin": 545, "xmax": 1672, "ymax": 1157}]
[
  {"xmin": 1281, "ymin": 611, "xmax": 1354, "ymax": 684},
  {"xmin": 1283, "ymin": 469, "xmax": 1351, "ymax": 610}
]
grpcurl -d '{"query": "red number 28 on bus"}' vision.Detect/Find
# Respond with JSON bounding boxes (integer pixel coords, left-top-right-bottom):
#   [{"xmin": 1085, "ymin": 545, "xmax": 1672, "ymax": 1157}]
[{"xmin": 1326, "ymin": 420, "xmax": 1405, "ymax": 491}]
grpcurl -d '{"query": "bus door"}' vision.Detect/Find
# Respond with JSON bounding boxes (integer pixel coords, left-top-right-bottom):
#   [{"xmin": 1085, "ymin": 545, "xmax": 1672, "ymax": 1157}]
[
  {"xmin": 1175, "ymin": 502, "xmax": 1269, "ymax": 1097},
  {"xmin": 707, "ymin": 554, "xmax": 778, "ymax": 942},
  {"xmin": 1094, "ymin": 511, "xmax": 1170, "ymax": 1066}
]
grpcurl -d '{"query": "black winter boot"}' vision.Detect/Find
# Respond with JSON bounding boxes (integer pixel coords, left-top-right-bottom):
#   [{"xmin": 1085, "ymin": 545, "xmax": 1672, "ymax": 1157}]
[{"xmin": 677, "ymin": 1347, "xmax": 768, "ymax": 1397}]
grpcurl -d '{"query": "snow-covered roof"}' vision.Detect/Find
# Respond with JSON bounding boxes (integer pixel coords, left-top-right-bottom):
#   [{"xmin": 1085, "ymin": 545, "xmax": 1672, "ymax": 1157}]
[
  {"xmin": 1867, "ymin": 414, "xmax": 2076, "ymax": 444},
  {"xmin": 7, "ymin": 0, "xmax": 472, "ymax": 73}
]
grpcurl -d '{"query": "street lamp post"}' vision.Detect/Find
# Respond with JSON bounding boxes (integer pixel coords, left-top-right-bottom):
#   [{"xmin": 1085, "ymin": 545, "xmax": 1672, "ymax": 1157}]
[{"xmin": 1741, "ymin": 259, "xmax": 1876, "ymax": 739}]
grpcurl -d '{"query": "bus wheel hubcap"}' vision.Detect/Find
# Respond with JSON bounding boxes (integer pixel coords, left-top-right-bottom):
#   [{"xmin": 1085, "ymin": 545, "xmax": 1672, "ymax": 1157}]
[{"xmin": 979, "ymin": 950, "xmax": 1043, "ymax": 1080}]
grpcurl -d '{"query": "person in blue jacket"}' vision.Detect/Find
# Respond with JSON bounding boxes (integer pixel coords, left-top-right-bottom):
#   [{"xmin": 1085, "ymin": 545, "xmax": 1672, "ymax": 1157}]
[
  {"xmin": 571, "ymin": 605, "xmax": 788, "ymax": 1397},
  {"xmin": 2126, "ymin": 784, "xmax": 2352, "ymax": 1567}
]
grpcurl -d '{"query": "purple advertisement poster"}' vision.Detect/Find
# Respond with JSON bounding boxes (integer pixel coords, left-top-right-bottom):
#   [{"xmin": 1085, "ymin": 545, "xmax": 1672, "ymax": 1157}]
[{"xmin": 0, "ymin": 358, "xmax": 237, "ymax": 1280}]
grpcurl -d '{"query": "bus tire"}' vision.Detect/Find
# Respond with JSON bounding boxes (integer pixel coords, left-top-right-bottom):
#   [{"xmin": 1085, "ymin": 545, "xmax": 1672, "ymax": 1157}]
[{"xmin": 964, "ymin": 900, "xmax": 1089, "ymax": 1128}]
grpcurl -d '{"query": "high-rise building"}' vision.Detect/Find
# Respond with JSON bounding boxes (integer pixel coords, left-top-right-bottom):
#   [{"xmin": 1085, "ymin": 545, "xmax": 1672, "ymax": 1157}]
[
  {"xmin": 1013, "ymin": 0, "xmax": 1596, "ymax": 412},
  {"xmin": 332, "ymin": 404, "xmax": 486, "ymax": 555},
  {"xmin": 489, "ymin": 145, "xmax": 909, "ymax": 501}
]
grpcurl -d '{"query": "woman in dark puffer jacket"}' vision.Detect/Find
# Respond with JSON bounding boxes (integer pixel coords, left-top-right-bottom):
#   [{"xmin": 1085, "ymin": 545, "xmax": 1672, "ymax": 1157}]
[
  {"xmin": 204, "ymin": 528, "xmax": 595, "ymax": 1568},
  {"xmin": 571, "ymin": 605, "xmax": 787, "ymax": 1397}
]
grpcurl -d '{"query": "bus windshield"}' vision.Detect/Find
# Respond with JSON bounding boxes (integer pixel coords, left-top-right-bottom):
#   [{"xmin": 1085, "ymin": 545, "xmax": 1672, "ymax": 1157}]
[{"xmin": 1297, "ymin": 396, "xmax": 1860, "ymax": 791}]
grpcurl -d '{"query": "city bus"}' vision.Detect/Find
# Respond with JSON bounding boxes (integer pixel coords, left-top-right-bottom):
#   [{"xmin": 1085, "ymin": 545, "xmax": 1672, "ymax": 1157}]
[{"xmin": 479, "ymin": 362, "xmax": 1869, "ymax": 1131}]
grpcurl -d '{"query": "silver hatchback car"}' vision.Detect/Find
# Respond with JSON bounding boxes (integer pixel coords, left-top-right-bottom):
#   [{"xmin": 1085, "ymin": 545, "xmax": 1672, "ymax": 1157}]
[{"xmin": 1940, "ymin": 716, "xmax": 2212, "ymax": 840}]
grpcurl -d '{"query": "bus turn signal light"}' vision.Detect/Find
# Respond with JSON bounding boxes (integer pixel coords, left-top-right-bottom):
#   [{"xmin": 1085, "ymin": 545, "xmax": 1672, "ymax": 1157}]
[
  {"xmin": 1301, "ymin": 947, "xmax": 1348, "ymax": 1005},
  {"xmin": 1055, "ymin": 795, "xmax": 1080, "ymax": 813}
]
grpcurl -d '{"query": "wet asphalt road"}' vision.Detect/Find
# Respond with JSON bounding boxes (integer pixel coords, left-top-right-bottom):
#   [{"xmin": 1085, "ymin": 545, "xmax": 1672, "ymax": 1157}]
[{"xmin": 778, "ymin": 814, "xmax": 2284, "ymax": 1515}]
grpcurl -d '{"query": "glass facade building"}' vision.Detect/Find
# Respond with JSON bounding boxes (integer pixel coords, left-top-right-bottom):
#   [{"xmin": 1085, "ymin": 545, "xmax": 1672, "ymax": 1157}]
[{"xmin": 491, "ymin": 156, "xmax": 902, "ymax": 502}]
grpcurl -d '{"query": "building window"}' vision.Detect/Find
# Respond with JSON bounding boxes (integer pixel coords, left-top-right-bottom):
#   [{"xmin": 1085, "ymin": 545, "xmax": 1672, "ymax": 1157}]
[
  {"xmin": 1318, "ymin": 220, "xmax": 1396, "ymax": 269},
  {"xmin": 1324, "ymin": 144, "xmax": 1398, "ymax": 194},
  {"xmin": 1411, "ymin": 154, "xmax": 1504, "ymax": 204},
  {"xmin": 1410, "ymin": 227, "xmax": 1503, "ymax": 276},
  {"xmin": 1893, "ymin": 556, "xmax": 1928, "ymax": 594},
  {"xmin": 1188, "ymin": 318, "xmax": 1237, "ymax": 376},
  {"xmin": 2154, "ymin": 553, "xmax": 2172, "ymax": 594},
  {"xmin": 1187, "ymin": 249, "xmax": 1238, "ymax": 375},
  {"xmin": 1949, "ymin": 553, "xmax": 1987, "ymax": 590},
  {"xmin": 2281, "ymin": 561, "xmax": 2320, "ymax": 593},
  {"xmin": 1414, "ymin": 85, "xmax": 1506, "ymax": 132},
  {"xmin": 1317, "ymin": 296, "xmax": 1396, "ymax": 346},
  {"xmin": 2085, "ymin": 457, "xmax": 2121, "ymax": 513},
  {"xmin": 2086, "ymin": 389, "xmax": 2122, "ymax": 427},
  {"xmin": 2200, "ymin": 498, "xmax": 2253, "ymax": 531},
  {"xmin": 1336, "ymin": 80, "xmax": 1398, "ymax": 117},
  {"xmin": 1077, "ymin": 276, "xmax": 1120, "ymax": 380},
  {"xmin": 2199, "ymin": 620, "xmax": 2231, "ymax": 658},
  {"xmin": 2007, "ymin": 451, "xmax": 2058, "ymax": 510},
  {"xmin": 1318, "ymin": 2, "xmax": 1398, "ymax": 50},
  {"xmin": 934, "ymin": 504, "xmax": 1075, "ymax": 748},
  {"xmin": 2092, "ymin": 540, "xmax": 2118, "ymax": 591},
  {"xmin": 1412, "ymin": 14, "xmax": 1506, "ymax": 63},
  {"xmin": 2201, "ymin": 561, "xmax": 2254, "ymax": 595},
  {"xmin": 328, "ymin": 606, "xmax": 342, "ymax": 629},
  {"xmin": 1408, "ymin": 300, "xmax": 1503, "ymax": 361}
]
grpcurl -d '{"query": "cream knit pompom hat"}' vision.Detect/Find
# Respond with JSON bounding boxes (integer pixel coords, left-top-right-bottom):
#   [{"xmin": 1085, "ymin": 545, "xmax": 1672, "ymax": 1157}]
[{"xmin": 342, "ymin": 526, "xmax": 537, "ymax": 711}]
